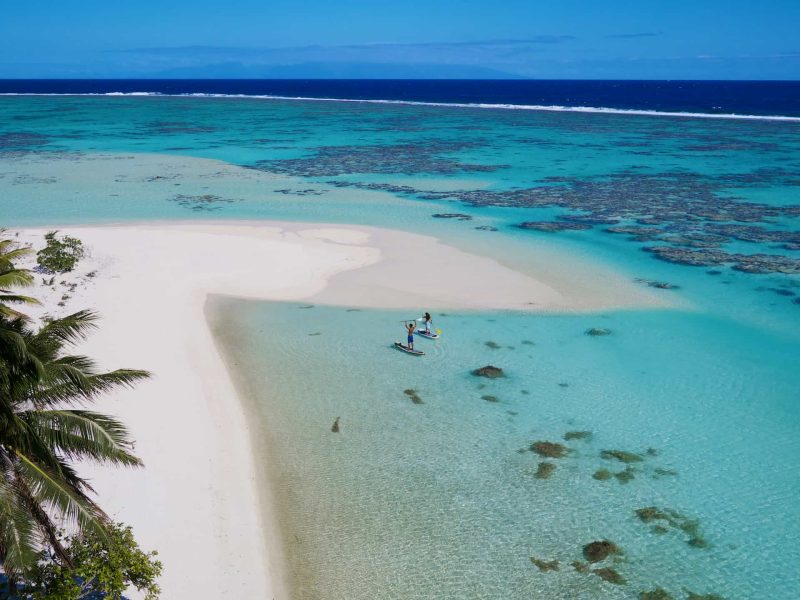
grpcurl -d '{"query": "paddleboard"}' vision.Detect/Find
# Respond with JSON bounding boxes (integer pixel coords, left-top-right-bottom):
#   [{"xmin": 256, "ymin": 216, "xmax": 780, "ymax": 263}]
[
  {"xmin": 417, "ymin": 330, "xmax": 440, "ymax": 339},
  {"xmin": 394, "ymin": 342, "xmax": 425, "ymax": 356}
]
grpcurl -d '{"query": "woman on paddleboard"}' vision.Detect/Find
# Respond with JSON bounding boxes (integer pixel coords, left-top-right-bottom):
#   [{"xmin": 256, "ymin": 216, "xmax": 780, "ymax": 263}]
[
  {"xmin": 423, "ymin": 312, "xmax": 432, "ymax": 334},
  {"xmin": 405, "ymin": 321, "xmax": 416, "ymax": 350}
]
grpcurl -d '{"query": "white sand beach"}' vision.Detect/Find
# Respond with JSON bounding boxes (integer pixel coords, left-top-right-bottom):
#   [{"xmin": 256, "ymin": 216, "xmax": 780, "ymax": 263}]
[{"xmin": 11, "ymin": 222, "xmax": 666, "ymax": 598}]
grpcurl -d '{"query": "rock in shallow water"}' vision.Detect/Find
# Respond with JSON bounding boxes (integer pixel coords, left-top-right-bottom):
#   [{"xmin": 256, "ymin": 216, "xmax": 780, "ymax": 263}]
[
  {"xmin": 403, "ymin": 389, "xmax": 424, "ymax": 404},
  {"xmin": 472, "ymin": 365, "xmax": 505, "ymax": 378},
  {"xmin": 593, "ymin": 567, "xmax": 626, "ymax": 585},
  {"xmin": 586, "ymin": 327, "xmax": 612, "ymax": 336},
  {"xmin": 615, "ymin": 466, "xmax": 637, "ymax": 484},
  {"xmin": 331, "ymin": 417, "xmax": 340, "ymax": 433},
  {"xmin": 534, "ymin": 462, "xmax": 557, "ymax": 479},
  {"xmin": 432, "ymin": 212, "xmax": 473, "ymax": 221},
  {"xmin": 636, "ymin": 277, "xmax": 680, "ymax": 290},
  {"xmin": 530, "ymin": 556, "xmax": 559, "ymax": 572},
  {"xmin": 583, "ymin": 540, "xmax": 621, "ymax": 563},
  {"xmin": 601, "ymin": 449, "xmax": 644, "ymax": 463},
  {"xmin": 593, "ymin": 468, "xmax": 613, "ymax": 481}
]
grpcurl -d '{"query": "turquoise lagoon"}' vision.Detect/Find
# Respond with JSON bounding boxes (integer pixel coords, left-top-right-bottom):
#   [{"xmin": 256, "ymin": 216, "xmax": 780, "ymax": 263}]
[{"xmin": 2, "ymin": 96, "xmax": 799, "ymax": 598}]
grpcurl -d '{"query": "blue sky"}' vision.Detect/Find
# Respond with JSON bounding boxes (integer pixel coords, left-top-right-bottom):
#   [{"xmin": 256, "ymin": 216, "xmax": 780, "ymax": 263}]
[{"xmin": 1, "ymin": 0, "xmax": 798, "ymax": 78}]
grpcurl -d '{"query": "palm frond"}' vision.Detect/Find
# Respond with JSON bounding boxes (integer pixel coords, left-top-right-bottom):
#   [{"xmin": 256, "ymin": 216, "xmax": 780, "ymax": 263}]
[
  {"xmin": 21, "ymin": 410, "xmax": 143, "ymax": 467},
  {"xmin": 0, "ymin": 326, "xmax": 45, "ymax": 391},
  {"xmin": 0, "ymin": 293, "xmax": 39, "ymax": 305},
  {"xmin": 0, "ymin": 479, "xmax": 40, "ymax": 575},
  {"xmin": 0, "ymin": 300, "xmax": 147, "ymax": 573},
  {"xmin": 0, "ymin": 268, "xmax": 35, "ymax": 289},
  {"xmin": 10, "ymin": 468, "xmax": 73, "ymax": 566},
  {"xmin": 30, "ymin": 368, "xmax": 151, "ymax": 406},
  {"xmin": 29, "ymin": 310, "xmax": 100, "ymax": 350},
  {"xmin": 0, "ymin": 242, "xmax": 33, "ymax": 270},
  {"xmin": 0, "ymin": 326, "xmax": 33, "ymax": 367},
  {"xmin": 13, "ymin": 451, "xmax": 108, "ymax": 539}
]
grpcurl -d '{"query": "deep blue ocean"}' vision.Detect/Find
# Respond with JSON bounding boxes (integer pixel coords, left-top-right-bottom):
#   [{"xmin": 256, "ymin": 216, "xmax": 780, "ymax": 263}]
[{"xmin": 2, "ymin": 79, "xmax": 800, "ymax": 117}]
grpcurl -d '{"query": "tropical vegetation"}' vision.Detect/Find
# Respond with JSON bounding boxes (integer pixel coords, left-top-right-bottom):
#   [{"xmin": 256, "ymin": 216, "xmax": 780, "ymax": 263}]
[
  {"xmin": 36, "ymin": 232, "xmax": 84, "ymax": 274},
  {"xmin": 0, "ymin": 234, "xmax": 160, "ymax": 598},
  {"xmin": 0, "ymin": 238, "xmax": 38, "ymax": 320},
  {"xmin": 14, "ymin": 522, "xmax": 161, "ymax": 600}
]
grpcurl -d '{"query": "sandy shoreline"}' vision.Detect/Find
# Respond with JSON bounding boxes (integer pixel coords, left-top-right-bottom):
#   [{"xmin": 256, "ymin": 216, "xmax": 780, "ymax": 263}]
[{"xmin": 10, "ymin": 221, "xmax": 667, "ymax": 599}]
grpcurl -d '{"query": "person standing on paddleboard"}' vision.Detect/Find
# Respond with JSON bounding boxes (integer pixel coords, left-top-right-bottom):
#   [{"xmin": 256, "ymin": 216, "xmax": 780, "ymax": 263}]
[
  {"xmin": 406, "ymin": 321, "xmax": 416, "ymax": 350},
  {"xmin": 423, "ymin": 312, "xmax": 432, "ymax": 334}
]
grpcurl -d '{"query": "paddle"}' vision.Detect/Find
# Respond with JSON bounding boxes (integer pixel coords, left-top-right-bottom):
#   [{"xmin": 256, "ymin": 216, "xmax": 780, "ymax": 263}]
[{"xmin": 399, "ymin": 320, "xmax": 442, "ymax": 336}]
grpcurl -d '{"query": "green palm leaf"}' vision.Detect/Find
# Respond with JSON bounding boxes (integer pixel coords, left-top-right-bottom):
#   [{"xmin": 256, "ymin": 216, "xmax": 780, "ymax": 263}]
[
  {"xmin": 0, "ymin": 239, "xmax": 33, "ymax": 262},
  {"xmin": 22, "ymin": 410, "xmax": 143, "ymax": 467},
  {"xmin": 0, "ymin": 293, "xmax": 39, "ymax": 304},
  {"xmin": 0, "ymin": 268, "xmax": 35, "ymax": 289},
  {"xmin": 13, "ymin": 451, "xmax": 107, "ymax": 537},
  {"xmin": 0, "ymin": 478, "xmax": 39, "ymax": 575},
  {"xmin": 30, "ymin": 310, "xmax": 100, "ymax": 350},
  {"xmin": 30, "ymin": 368, "xmax": 151, "ymax": 407},
  {"xmin": 0, "ymin": 283, "xmax": 148, "ymax": 573}
]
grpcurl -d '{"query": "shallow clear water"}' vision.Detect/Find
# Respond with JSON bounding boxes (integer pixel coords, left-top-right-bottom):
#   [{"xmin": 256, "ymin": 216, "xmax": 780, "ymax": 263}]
[
  {"xmin": 2, "ymin": 95, "xmax": 800, "ymax": 598},
  {"xmin": 213, "ymin": 300, "xmax": 800, "ymax": 599}
]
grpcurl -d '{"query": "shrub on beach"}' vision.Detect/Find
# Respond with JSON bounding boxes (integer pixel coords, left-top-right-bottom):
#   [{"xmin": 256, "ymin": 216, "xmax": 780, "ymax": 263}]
[
  {"xmin": 8, "ymin": 522, "xmax": 162, "ymax": 600},
  {"xmin": 36, "ymin": 231, "xmax": 84, "ymax": 273}
]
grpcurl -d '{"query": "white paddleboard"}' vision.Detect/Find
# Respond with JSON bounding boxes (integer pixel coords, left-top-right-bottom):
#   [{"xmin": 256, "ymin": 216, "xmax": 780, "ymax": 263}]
[{"xmin": 417, "ymin": 330, "xmax": 440, "ymax": 339}]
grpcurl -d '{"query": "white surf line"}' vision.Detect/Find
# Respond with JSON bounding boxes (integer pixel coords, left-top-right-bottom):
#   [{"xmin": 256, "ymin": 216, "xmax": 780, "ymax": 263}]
[{"xmin": 2, "ymin": 92, "xmax": 799, "ymax": 122}]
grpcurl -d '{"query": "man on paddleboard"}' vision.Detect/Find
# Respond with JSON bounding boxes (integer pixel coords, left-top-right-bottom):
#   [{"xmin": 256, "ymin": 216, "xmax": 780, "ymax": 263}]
[{"xmin": 405, "ymin": 321, "xmax": 416, "ymax": 350}]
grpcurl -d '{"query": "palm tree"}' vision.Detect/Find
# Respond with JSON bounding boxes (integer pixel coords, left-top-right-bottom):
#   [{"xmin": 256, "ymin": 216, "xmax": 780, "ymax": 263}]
[
  {"xmin": 0, "ymin": 235, "xmax": 42, "ymax": 422},
  {"xmin": 0, "ymin": 237, "xmax": 39, "ymax": 321},
  {"xmin": 0, "ymin": 310, "xmax": 149, "ymax": 577}
]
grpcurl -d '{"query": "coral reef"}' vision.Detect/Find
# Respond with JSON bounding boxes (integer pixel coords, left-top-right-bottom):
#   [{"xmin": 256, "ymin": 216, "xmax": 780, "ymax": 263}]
[
  {"xmin": 432, "ymin": 213, "xmax": 473, "ymax": 220},
  {"xmin": 530, "ymin": 557, "xmax": 560, "ymax": 572},
  {"xmin": 252, "ymin": 140, "xmax": 504, "ymax": 176},
  {"xmin": 571, "ymin": 560, "xmax": 591, "ymax": 573},
  {"xmin": 534, "ymin": 462, "xmax": 557, "ymax": 479},
  {"xmin": 593, "ymin": 567, "xmax": 626, "ymax": 585},
  {"xmin": 168, "ymin": 194, "xmax": 239, "ymax": 212},
  {"xmin": 635, "ymin": 507, "xmax": 708, "ymax": 549},
  {"xmin": 614, "ymin": 466, "xmax": 637, "ymax": 484},
  {"xmin": 639, "ymin": 588, "xmax": 674, "ymax": 600},
  {"xmin": 530, "ymin": 441, "xmax": 569, "ymax": 458}
]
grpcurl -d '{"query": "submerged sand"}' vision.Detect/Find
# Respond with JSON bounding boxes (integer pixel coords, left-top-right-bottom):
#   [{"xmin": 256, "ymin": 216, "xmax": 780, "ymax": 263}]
[{"xmin": 12, "ymin": 221, "xmax": 668, "ymax": 598}]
